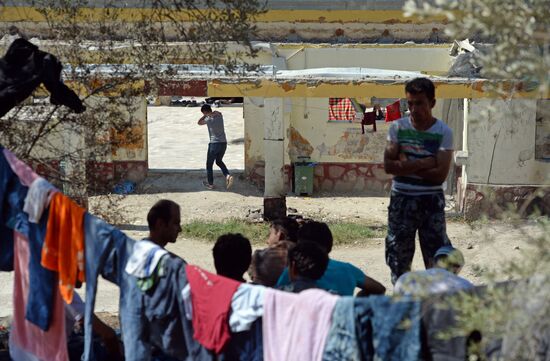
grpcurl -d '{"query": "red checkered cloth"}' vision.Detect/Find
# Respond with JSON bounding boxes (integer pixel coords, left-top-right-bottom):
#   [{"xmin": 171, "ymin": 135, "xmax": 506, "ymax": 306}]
[{"xmin": 329, "ymin": 98, "xmax": 356, "ymax": 121}]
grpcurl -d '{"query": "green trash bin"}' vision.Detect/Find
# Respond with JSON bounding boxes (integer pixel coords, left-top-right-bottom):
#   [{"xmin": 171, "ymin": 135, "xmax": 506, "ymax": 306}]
[{"xmin": 293, "ymin": 157, "xmax": 315, "ymax": 196}]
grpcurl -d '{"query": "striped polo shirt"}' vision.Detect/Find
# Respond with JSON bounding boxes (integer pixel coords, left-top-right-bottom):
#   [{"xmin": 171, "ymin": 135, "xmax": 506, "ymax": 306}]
[{"xmin": 387, "ymin": 117, "xmax": 453, "ymax": 195}]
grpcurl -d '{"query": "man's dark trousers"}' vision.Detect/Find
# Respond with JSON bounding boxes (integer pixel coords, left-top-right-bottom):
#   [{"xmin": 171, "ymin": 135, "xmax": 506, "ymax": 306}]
[
  {"xmin": 385, "ymin": 191, "xmax": 451, "ymax": 284},
  {"xmin": 206, "ymin": 142, "xmax": 229, "ymax": 185}
]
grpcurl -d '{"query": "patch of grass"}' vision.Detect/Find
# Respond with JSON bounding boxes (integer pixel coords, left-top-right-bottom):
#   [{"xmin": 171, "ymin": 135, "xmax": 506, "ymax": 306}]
[
  {"xmin": 327, "ymin": 222, "xmax": 386, "ymax": 245},
  {"xmin": 182, "ymin": 219, "xmax": 270, "ymax": 244},
  {"xmin": 182, "ymin": 219, "xmax": 385, "ymax": 245}
]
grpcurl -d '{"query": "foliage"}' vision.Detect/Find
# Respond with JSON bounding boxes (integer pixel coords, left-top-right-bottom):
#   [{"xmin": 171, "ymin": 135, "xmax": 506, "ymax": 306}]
[
  {"xmin": 0, "ymin": 0, "xmax": 264, "ymax": 204},
  {"xmin": 404, "ymin": 2, "xmax": 550, "ymax": 359},
  {"xmin": 404, "ymin": 0, "xmax": 550, "ymax": 97}
]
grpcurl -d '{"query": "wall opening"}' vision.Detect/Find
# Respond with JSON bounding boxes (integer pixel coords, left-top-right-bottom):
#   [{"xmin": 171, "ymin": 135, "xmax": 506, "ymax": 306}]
[{"xmin": 147, "ymin": 97, "xmax": 245, "ymax": 171}]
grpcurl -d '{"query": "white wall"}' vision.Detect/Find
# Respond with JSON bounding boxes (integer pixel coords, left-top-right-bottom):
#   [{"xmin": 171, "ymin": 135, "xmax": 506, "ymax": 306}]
[
  {"xmin": 466, "ymin": 99, "xmax": 550, "ymax": 185},
  {"xmin": 280, "ymin": 46, "xmax": 452, "ymax": 73}
]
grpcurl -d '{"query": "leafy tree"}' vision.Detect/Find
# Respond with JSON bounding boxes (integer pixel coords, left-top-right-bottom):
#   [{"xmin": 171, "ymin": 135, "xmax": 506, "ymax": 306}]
[
  {"xmin": 404, "ymin": 1, "xmax": 550, "ymax": 360},
  {"xmin": 0, "ymin": 0, "xmax": 264, "ymax": 213}
]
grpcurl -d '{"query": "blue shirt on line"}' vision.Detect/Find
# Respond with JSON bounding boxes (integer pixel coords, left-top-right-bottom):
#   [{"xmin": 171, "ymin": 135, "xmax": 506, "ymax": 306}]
[{"xmin": 275, "ymin": 259, "xmax": 367, "ymax": 296}]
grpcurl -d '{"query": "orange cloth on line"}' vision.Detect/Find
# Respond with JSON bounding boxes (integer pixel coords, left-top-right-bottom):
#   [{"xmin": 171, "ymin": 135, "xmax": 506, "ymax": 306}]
[{"xmin": 41, "ymin": 192, "xmax": 86, "ymax": 304}]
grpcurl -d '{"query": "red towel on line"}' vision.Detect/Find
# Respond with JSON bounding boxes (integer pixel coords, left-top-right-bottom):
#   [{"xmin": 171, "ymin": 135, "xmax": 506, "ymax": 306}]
[
  {"xmin": 186, "ymin": 264, "xmax": 241, "ymax": 353},
  {"xmin": 385, "ymin": 100, "xmax": 401, "ymax": 122}
]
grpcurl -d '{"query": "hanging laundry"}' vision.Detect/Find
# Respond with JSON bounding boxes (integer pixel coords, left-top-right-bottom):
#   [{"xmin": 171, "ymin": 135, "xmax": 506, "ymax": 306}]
[
  {"xmin": 421, "ymin": 295, "xmax": 468, "ymax": 361},
  {"xmin": 24, "ymin": 208, "xmax": 57, "ymax": 331},
  {"xmin": 229, "ymin": 284, "xmax": 266, "ymax": 333},
  {"xmin": 354, "ymin": 296, "xmax": 421, "ymax": 361},
  {"xmin": 82, "ymin": 214, "xmax": 123, "ymax": 361},
  {"xmin": 362, "ymin": 111, "xmax": 377, "ymax": 134},
  {"xmin": 329, "ymin": 98, "xmax": 356, "ymax": 121},
  {"xmin": 125, "ymin": 239, "xmax": 169, "ymax": 278},
  {"xmin": 83, "ymin": 214, "xmax": 212, "ymax": 361},
  {"xmin": 220, "ymin": 319, "xmax": 263, "ymax": 361},
  {"xmin": 41, "ymin": 192, "xmax": 86, "ymax": 304},
  {"xmin": 176, "ymin": 265, "xmax": 216, "ymax": 361},
  {"xmin": 385, "ymin": 100, "xmax": 401, "ymax": 122},
  {"xmin": 23, "ymin": 177, "xmax": 57, "ymax": 223},
  {"xmin": 263, "ymin": 288, "xmax": 338, "ymax": 361},
  {"xmin": 0, "ymin": 148, "xmax": 17, "ymax": 271},
  {"xmin": 186, "ymin": 264, "xmax": 241, "ymax": 353},
  {"xmin": 125, "ymin": 239, "xmax": 169, "ymax": 291},
  {"xmin": 135, "ymin": 256, "xmax": 167, "ymax": 292},
  {"xmin": 2, "ymin": 148, "xmax": 39, "ymax": 187},
  {"xmin": 182, "ymin": 283, "xmax": 193, "ymax": 320},
  {"xmin": 0, "ymin": 148, "xmax": 56, "ymax": 330},
  {"xmin": 9, "ymin": 231, "xmax": 68, "ymax": 361},
  {"xmin": 322, "ymin": 297, "xmax": 361, "ymax": 361},
  {"xmin": 0, "ymin": 38, "xmax": 85, "ymax": 117}
]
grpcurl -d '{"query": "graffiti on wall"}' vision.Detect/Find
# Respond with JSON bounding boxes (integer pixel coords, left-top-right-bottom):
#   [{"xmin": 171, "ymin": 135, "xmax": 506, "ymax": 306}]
[{"xmin": 316, "ymin": 128, "xmax": 385, "ymax": 162}]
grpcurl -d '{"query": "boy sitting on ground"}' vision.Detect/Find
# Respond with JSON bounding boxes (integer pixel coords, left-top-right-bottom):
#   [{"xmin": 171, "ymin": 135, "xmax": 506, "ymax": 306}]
[
  {"xmin": 249, "ymin": 217, "xmax": 299, "ymax": 286},
  {"xmin": 213, "ymin": 233, "xmax": 252, "ymax": 282},
  {"xmin": 277, "ymin": 241, "xmax": 329, "ymax": 293},
  {"xmin": 276, "ymin": 221, "xmax": 386, "ymax": 296}
]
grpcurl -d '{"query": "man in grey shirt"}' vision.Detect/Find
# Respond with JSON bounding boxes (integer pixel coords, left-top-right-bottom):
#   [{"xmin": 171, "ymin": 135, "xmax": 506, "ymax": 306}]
[{"xmin": 198, "ymin": 104, "xmax": 234, "ymax": 189}]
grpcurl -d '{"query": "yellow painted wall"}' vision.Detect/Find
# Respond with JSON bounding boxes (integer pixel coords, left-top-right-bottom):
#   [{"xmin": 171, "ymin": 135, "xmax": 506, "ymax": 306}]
[
  {"xmin": 245, "ymin": 97, "xmax": 391, "ymax": 166},
  {"xmin": 244, "ymin": 96, "xmax": 460, "ymax": 169},
  {"xmin": 111, "ymin": 98, "xmax": 148, "ymax": 162},
  {"xmin": 209, "ymin": 80, "xmax": 549, "ymax": 100},
  {"xmin": 243, "ymin": 97, "xmax": 266, "ymax": 168},
  {"xmin": 13, "ymin": 97, "xmax": 148, "ymax": 163},
  {"xmin": 0, "ymin": 6, "xmax": 444, "ymax": 24},
  {"xmin": 288, "ymin": 98, "xmax": 388, "ymax": 163},
  {"xmin": 466, "ymin": 99, "xmax": 550, "ymax": 186},
  {"xmin": 1, "ymin": 6, "xmax": 448, "ymax": 42}
]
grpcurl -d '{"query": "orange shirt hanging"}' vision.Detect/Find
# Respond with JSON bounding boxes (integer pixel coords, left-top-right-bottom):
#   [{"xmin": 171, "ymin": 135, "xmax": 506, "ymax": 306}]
[{"xmin": 41, "ymin": 192, "xmax": 85, "ymax": 304}]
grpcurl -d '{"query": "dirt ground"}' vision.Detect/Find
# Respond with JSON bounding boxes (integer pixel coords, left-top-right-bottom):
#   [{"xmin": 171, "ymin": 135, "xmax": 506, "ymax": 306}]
[{"xmin": 0, "ymin": 104, "xmax": 543, "ymax": 318}]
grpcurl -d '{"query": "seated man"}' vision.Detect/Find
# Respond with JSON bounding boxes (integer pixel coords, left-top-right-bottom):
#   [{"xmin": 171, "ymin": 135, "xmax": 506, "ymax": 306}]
[
  {"xmin": 249, "ymin": 217, "xmax": 299, "ymax": 286},
  {"xmin": 394, "ymin": 245, "xmax": 474, "ymax": 297},
  {"xmin": 276, "ymin": 221, "xmax": 386, "ymax": 296},
  {"xmin": 213, "ymin": 233, "xmax": 252, "ymax": 282},
  {"xmin": 277, "ymin": 241, "xmax": 329, "ymax": 293}
]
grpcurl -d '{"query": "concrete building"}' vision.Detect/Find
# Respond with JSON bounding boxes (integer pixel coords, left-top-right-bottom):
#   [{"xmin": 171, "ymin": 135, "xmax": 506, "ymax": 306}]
[{"xmin": 1, "ymin": 1, "xmax": 548, "ymax": 219}]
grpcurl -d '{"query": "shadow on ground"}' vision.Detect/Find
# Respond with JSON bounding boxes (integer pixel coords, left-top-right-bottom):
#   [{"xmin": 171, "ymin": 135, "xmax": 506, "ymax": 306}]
[
  {"xmin": 138, "ymin": 169, "xmax": 263, "ymax": 196},
  {"xmin": 137, "ymin": 169, "xmax": 397, "ymax": 199}
]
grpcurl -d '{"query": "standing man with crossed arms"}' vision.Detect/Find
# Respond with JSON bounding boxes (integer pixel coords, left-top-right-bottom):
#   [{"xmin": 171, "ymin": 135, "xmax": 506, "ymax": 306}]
[{"xmin": 383, "ymin": 78, "xmax": 454, "ymax": 284}]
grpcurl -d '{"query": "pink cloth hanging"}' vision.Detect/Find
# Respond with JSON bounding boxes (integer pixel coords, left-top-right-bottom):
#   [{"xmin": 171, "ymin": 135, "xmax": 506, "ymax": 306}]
[
  {"xmin": 262, "ymin": 288, "xmax": 338, "ymax": 361},
  {"xmin": 9, "ymin": 231, "xmax": 68, "ymax": 361},
  {"xmin": 3, "ymin": 149, "xmax": 39, "ymax": 187}
]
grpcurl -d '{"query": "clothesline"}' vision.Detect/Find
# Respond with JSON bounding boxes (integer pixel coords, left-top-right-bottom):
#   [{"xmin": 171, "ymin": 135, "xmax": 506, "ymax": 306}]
[{"xmin": 0, "ymin": 145, "xmax": 475, "ymax": 361}]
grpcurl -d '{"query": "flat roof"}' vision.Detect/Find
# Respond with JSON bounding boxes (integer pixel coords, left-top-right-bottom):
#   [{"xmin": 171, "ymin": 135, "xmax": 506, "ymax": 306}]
[{"xmin": 60, "ymin": 64, "xmax": 548, "ymax": 99}]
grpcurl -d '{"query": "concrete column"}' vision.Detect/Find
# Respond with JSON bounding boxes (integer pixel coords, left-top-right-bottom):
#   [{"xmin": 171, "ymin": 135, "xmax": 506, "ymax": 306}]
[
  {"xmin": 263, "ymin": 97, "xmax": 286, "ymax": 220},
  {"xmin": 441, "ymin": 98, "xmax": 464, "ymax": 197}
]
